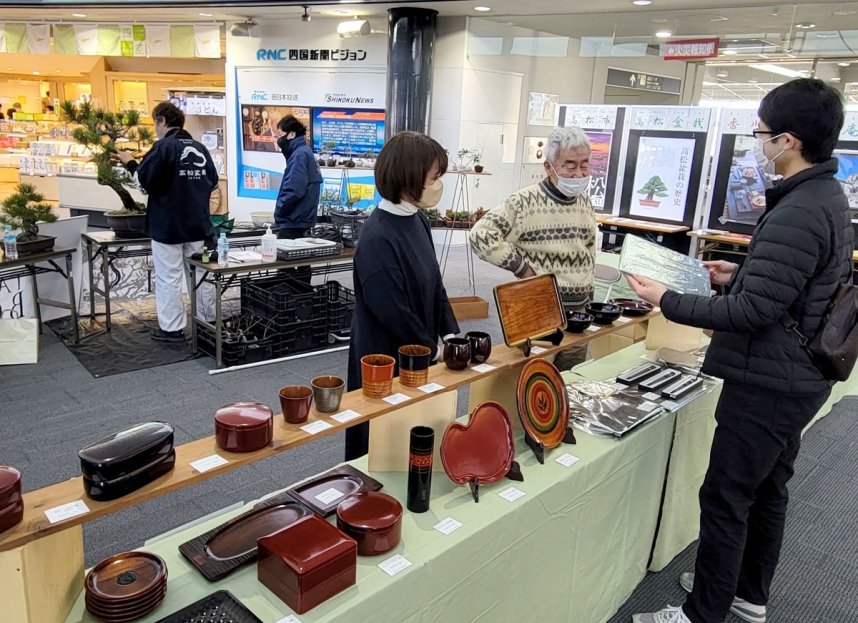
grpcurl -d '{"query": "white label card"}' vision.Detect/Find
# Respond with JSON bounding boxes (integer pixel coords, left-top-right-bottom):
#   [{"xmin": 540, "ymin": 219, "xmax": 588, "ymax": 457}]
[
  {"xmin": 301, "ymin": 420, "xmax": 334, "ymax": 435},
  {"xmin": 332, "ymin": 409, "xmax": 362, "ymax": 423},
  {"xmin": 638, "ymin": 401, "xmax": 659, "ymax": 411},
  {"xmin": 531, "ymin": 346, "xmax": 548, "ymax": 355},
  {"xmin": 44, "ymin": 500, "xmax": 90, "ymax": 524},
  {"xmin": 471, "ymin": 363, "xmax": 497, "ymax": 374},
  {"xmin": 315, "ymin": 488, "xmax": 345, "ymax": 505},
  {"xmin": 378, "ymin": 554, "xmax": 412, "ymax": 576},
  {"xmin": 555, "ymin": 453, "xmax": 580, "ymax": 467},
  {"xmin": 433, "ymin": 517, "xmax": 463, "ymax": 535},
  {"xmin": 275, "ymin": 616, "xmax": 302, "ymax": 623},
  {"xmin": 611, "ymin": 382, "xmax": 627, "ymax": 391},
  {"xmin": 383, "ymin": 393, "xmax": 410, "ymax": 405},
  {"xmin": 642, "ymin": 392, "xmax": 662, "ymax": 402},
  {"xmin": 662, "ymin": 400, "xmax": 680, "ymax": 412},
  {"xmin": 499, "ymin": 487, "xmax": 526, "ymax": 502},
  {"xmin": 190, "ymin": 454, "xmax": 229, "ymax": 473},
  {"xmin": 585, "ymin": 325, "xmax": 601, "ymax": 333},
  {"xmin": 616, "ymin": 316, "xmax": 632, "ymax": 324},
  {"xmin": 418, "ymin": 383, "xmax": 446, "ymax": 394}
]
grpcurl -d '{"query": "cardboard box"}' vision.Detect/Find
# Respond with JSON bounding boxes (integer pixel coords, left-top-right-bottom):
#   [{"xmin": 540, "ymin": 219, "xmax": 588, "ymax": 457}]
[
  {"xmin": 449, "ymin": 296, "xmax": 489, "ymax": 320},
  {"xmin": 0, "ymin": 319, "xmax": 39, "ymax": 365}
]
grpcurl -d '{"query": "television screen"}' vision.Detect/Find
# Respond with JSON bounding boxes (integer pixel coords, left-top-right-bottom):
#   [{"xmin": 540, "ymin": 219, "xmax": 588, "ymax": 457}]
[
  {"xmin": 628, "ymin": 136, "xmax": 696, "ymax": 223},
  {"xmin": 239, "ymin": 105, "xmax": 310, "ymax": 153},
  {"xmin": 312, "ymin": 108, "xmax": 385, "ymax": 157}
]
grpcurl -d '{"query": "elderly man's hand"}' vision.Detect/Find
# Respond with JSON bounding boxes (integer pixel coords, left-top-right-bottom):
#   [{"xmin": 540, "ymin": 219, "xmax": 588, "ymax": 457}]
[
  {"xmin": 115, "ymin": 150, "xmax": 134, "ymax": 165},
  {"xmin": 625, "ymin": 274, "xmax": 668, "ymax": 306},
  {"xmin": 519, "ymin": 265, "xmax": 537, "ymax": 279}
]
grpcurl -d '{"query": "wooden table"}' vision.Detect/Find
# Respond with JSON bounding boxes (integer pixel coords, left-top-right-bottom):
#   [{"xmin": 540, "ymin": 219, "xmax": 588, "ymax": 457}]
[
  {"xmin": 0, "ymin": 247, "xmax": 79, "ymax": 343},
  {"xmin": 82, "ymin": 228, "xmax": 265, "ymax": 335},
  {"xmin": 597, "ymin": 215, "xmax": 691, "ymax": 254},
  {"xmin": 0, "ymin": 309, "xmax": 658, "ymax": 623},
  {"xmin": 186, "ymin": 247, "xmax": 355, "ymax": 368}
]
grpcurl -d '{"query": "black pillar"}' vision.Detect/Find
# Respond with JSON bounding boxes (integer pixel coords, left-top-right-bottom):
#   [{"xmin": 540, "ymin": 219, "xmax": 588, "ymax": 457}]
[{"xmin": 385, "ymin": 7, "xmax": 438, "ymax": 138}]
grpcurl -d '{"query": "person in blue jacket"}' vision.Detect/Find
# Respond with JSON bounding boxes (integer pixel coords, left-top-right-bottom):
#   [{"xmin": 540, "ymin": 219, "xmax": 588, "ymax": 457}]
[
  {"xmin": 117, "ymin": 101, "xmax": 218, "ymax": 342},
  {"xmin": 274, "ymin": 115, "xmax": 322, "ymax": 239}
]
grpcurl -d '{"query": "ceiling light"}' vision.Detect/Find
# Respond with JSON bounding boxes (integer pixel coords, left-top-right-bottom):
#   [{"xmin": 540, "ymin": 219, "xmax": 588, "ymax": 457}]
[
  {"xmin": 655, "ymin": 30, "xmax": 672, "ymax": 38},
  {"xmin": 337, "ymin": 19, "xmax": 370, "ymax": 37},
  {"xmin": 832, "ymin": 77, "xmax": 842, "ymax": 82},
  {"xmin": 750, "ymin": 63, "xmax": 805, "ymax": 78},
  {"xmin": 332, "ymin": 9, "xmax": 352, "ymax": 15},
  {"xmin": 650, "ymin": 18, "xmax": 668, "ymax": 23},
  {"xmin": 834, "ymin": 10, "xmax": 857, "ymax": 16},
  {"xmin": 748, "ymin": 79, "xmax": 758, "ymax": 83},
  {"xmin": 198, "ymin": 12, "xmax": 213, "ymax": 17},
  {"xmin": 716, "ymin": 71, "xmax": 728, "ymax": 78},
  {"xmin": 838, "ymin": 62, "xmax": 850, "ymax": 67},
  {"xmin": 710, "ymin": 16, "xmax": 729, "ymax": 22},
  {"xmin": 301, "ymin": 6, "xmax": 311, "ymax": 22},
  {"xmin": 722, "ymin": 49, "xmax": 738, "ymax": 55},
  {"xmin": 32, "ymin": 71, "xmax": 40, "ymax": 75},
  {"xmin": 72, "ymin": 13, "xmax": 86, "ymax": 17},
  {"xmin": 796, "ymin": 23, "xmax": 816, "ymax": 29},
  {"xmin": 816, "ymin": 33, "xmax": 838, "ymax": 39},
  {"xmin": 474, "ymin": 6, "xmax": 492, "ymax": 11},
  {"xmin": 631, "ymin": 0, "xmax": 652, "ymax": 5}
]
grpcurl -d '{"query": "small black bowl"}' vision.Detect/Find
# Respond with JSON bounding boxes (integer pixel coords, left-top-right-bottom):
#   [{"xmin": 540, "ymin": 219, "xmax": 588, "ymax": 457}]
[
  {"xmin": 565, "ymin": 311, "xmax": 594, "ymax": 333},
  {"xmin": 610, "ymin": 298, "xmax": 654, "ymax": 317},
  {"xmin": 586, "ymin": 303, "xmax": 623, "ymax": 326}
]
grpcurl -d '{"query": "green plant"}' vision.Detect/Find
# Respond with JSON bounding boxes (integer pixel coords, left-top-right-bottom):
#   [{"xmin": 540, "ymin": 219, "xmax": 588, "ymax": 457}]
[
  {"xmin": 456, "ymin": 148, "xmax": 471, "ymax": 166},
  {"xmin": 637, "ymin": 176, "xmax": 669, "ymax": 202},
  {"xmin": 469, "ymin": 147, "xmax": 483, "ymax": 165},
  {"xmin": 60, "ymin": 100, "xmax": 154, "ymax": 214},
  {"xmin": 0, "ymin": 183, "xmax": 57, "ymax": 242}
]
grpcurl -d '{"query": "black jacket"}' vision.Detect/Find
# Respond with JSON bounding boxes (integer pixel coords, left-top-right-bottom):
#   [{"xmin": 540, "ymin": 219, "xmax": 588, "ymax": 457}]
[
  {"xmin": 661, "ymin": 159, "xmax": 854, "ymax": 394},
  {"xmin": 127, "ymin": 128, "xmax": 218, "ymax": 244},
  {"xmin": 347, "ymin": 209, "xmax": 459, "ymax": 391},
  {"xmin": 275, "ymin": 136, "xmax": 322, "ymax": 231}
]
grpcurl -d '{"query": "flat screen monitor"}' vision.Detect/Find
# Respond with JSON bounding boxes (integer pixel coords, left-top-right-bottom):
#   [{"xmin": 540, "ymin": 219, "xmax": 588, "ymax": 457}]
[{"xmin": 311, "ymin": 108, "xmax": 385, "ymax": 157}]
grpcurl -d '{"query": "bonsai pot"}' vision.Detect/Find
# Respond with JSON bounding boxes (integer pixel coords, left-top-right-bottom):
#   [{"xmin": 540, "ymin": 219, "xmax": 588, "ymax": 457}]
[
  {"xmin": 345, "ymin": 160, "xmax": 356, "ymax": 168},
  {"xmin": 474, "ymin": 165, "xmax": 484, "ymax": 173},
  {"xmin": 106, "ymin": 212, "xmax": 147, "ymax": 239},
  {"xmin": 639, "ymin": 200, "xmax": 660, "ymax": 208},
  {"xmin": 17, "ymin": 235, "xmax": 55, "ymax": 255},
  {"xmin": 326, "ymin": 159, "xmax": 338, "ymax": 167}
]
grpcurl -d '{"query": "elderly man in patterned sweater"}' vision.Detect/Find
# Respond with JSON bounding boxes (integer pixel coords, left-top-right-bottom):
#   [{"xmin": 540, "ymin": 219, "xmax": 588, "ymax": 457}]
[{"xmin": 470, "ymin": 126, "xmax": 596, "ymax": 369}]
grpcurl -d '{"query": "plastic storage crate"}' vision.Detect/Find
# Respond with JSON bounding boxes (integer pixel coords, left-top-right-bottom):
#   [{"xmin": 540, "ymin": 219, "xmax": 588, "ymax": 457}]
[
  {"xmin": 271, "ymin": 317, "xmax": 329, "ymax": 356},
  {"xmin": 320, "ymin": 281, "xmax": 356, "ymax": 333},
  {"xmin": 197, "ymin": 316, "xmax": 276, "ymax": 366},
  {"xmin": 241, "ymin": 277, "xmax": 326, "ymax": 326},
  {"xmin": 329, "ymin": 210, "xmax": 368, "ymax": 247}
]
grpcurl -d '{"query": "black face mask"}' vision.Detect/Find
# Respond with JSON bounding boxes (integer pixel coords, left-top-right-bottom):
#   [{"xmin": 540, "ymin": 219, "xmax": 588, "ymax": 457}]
[{"xmin": 277, "ymin": 134, "xmax": 290, "ymax": 149}]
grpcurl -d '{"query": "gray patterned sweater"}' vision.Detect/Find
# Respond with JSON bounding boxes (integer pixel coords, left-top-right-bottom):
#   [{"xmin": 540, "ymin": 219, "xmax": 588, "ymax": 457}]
[{"xmin": 469, "ymin": 178, "xmax": 597, "ymax": 306}]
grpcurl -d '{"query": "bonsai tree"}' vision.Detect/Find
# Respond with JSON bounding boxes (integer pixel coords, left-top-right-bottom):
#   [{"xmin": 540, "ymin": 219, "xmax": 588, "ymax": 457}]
[
  {"xmin": 0, "ymin": 183, "xmax": 56, "ymax": 242},
  {"xmin": 456, "ymin": 148, "xmax": 472, "ymax": 169},
  {"xmin": 322, "ymin": 140, "xmax": 339, "ymax": 167},
  {"xmin": 59, "ymin": 100, "xmax": 154, "ymax": 214},
  {"xmin": 637, "ymin": 175, "xmax": 669, "ymax": 205},
  {"xmin": 470, "ymin": 146, "xmax": 484, "ymax": 172}
]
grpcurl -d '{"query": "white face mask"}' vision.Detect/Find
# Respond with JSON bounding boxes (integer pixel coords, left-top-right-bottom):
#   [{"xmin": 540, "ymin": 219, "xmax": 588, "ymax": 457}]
[
  {"xmin": 753, "ymin": 134, "xmax": 785, "ymax": 176},
  {"xmin": 550, "ymin": 163, "xmax": 590, "ymax": 197},
  {"xmin": 414, "ymin": 179, "xmax": 443, "ymax": 209}
]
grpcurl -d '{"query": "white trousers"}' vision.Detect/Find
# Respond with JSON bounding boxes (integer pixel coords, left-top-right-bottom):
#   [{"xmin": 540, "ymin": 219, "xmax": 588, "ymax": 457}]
[{"xmin": 151, "ymin": 240, "xmax": 216, "ymax": 332}]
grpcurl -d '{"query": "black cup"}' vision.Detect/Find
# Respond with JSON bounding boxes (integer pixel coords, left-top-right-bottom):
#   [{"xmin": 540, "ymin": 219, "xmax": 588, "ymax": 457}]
[
  {"xmin": 465, "ymin": 331, "xmax": 492, "ymax": 364},
  {"xmin": 443, "ymin": 338, "xmax": 471, "ymax": 371}
]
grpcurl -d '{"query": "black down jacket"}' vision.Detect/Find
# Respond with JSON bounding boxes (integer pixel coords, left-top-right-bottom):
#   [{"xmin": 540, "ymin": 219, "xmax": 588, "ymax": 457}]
[{"xmin": 660, "ymin": 159, "xmax": 854, "ymax": 394}]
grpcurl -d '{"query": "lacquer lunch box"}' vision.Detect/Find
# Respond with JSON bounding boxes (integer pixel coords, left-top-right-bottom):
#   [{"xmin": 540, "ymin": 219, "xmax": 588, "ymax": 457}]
[
  {"xmin": 257, "ymin": 514, "xmax": 357, "ymax": 614},
  {"xmin": 78, "ymin": 422, "xmax": 176, "ymax": 501},
  {"xmin": 335, "ymin": 491, "xmax": 403, "ymax": 556},
  {"xmin": 0, "ymin": 465, "xmax": 23, "ymax": 534},
  {"xmin": 214, "ymin": 402, "xmax": 274, "ymax": 453}
]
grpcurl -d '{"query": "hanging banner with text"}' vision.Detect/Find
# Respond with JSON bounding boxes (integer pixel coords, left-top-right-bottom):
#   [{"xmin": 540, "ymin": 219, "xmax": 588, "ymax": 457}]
[{"xmin": 662, "ymin": 38, "xmax": 720, "ymax": 60}]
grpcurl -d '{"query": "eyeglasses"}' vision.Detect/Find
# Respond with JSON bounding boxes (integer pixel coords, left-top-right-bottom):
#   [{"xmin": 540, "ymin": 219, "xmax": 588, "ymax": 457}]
[{"xmin": 751, "ymin": 129, "xmax": 778, "ymax": 139}]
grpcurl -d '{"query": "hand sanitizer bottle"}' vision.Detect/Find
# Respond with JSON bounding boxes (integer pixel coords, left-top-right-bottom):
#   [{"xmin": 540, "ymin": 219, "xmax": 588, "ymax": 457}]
[{"xmin": 261, "ymin": 224, "xmax": 277, "ymax": 262}]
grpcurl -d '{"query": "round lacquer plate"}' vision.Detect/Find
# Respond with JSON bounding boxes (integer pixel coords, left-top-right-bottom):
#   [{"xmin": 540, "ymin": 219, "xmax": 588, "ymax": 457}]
[{"xmin": 516, "ymin": 358, "xmax": 569, "ymax": 449}]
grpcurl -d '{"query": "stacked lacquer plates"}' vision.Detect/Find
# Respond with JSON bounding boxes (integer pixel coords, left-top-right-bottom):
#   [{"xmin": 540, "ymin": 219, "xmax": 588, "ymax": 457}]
[{"xmin": 84, "ymin": 552, "xmax": 168, "ymax": 622}]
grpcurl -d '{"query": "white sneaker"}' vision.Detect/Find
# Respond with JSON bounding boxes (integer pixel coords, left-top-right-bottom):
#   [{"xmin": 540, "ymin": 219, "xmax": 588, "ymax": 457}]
[
  {"xmin": 679, "ymin": 572, "xmax": 767, "ymax": 623},
  {"xmin": 631, "ymin": 605, "xmax": 691, "ymax": 623}
]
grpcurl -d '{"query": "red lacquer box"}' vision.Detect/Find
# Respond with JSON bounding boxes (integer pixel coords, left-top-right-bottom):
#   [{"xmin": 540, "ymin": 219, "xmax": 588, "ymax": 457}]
[
  {"xmin": 336, "ymin": 491, "xmax": 402, "ymax": 556},
  {"xmin": 257, "ymin": 514, "xmax": 357, "ymax": 614},
  {"xmin": 215, "ymin": 402, "xmax": 273, "ymax": 453},
  {"xmin": 0, "ymin": 466, "xmax": 23, "ymax": 534}
]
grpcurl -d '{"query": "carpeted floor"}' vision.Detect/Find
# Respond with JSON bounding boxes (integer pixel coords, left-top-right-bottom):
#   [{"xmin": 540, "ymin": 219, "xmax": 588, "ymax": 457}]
[{"xmin": 2, "ymin": 242, "xmax": 857, "ymax": 621}]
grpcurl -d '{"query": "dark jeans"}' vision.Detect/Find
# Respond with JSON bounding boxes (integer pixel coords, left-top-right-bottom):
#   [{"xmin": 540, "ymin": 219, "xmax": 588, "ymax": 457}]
[{"xmin": 683, "ymin": 381, "xmax": 830, "ymax": 623}]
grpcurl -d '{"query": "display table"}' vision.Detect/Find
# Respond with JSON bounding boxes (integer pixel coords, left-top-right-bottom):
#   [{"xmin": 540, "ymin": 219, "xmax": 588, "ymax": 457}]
[
  {"xmin": 597, "ymin": 215, "xmax": 691, "ymax": 254},
  {"xmin": 186, "ymin": 249, "xmax": 356, "ymax": 368},
  {"xmin": 0, "ymin": 247, "xmax": 79, "ymax": 343},
  {"xmin": 82, "ymin": 228, "xmax": 266, "ymax": 335},
  {"xmin": 690, "ymin": 228, "xmax": 858, "ymax": 267}
]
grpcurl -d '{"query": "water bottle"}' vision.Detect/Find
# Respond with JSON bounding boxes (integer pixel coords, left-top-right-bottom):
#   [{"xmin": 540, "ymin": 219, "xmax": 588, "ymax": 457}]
[
  {"xmin": 217, "ymin": 232, "xmax": 229, "ymax": 267},
  {"xmin": 3, "ymin": 225, "xmax": 18, "ymax": 260},
  {"xmin": 261, "ymin": 224, "xmax": 276, "ymax": 262}
]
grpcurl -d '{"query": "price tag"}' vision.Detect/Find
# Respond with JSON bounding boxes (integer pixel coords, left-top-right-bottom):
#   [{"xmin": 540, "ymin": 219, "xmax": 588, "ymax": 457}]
[
  {"xmin": 190, "ymin": 454, "xmax": 229, "ymax": 473},
  {"xmin": 642, "ymin": 392, "xmax": 662, "ymax": 402},
  {"xmin": 653, "ymin": 307, "xmax": 661, "ymax": 313},
  {"xmin": 418, "ymin": 383, "xmax": 446, "ymax": 394},
  {"xmin": 44, "ymin": 500, "xmax": 90, "ymax": 524},
  {"xmin": 383, "ymin": 393, "xmax": 410, "ymax": 405},
  {"xmin": 471, "ymin": 363, "xmax": 497, "ymax": 374},
  {"xmin": 499, "ymin": 487, "xmax": 526, "ymax": 502},
  {"xmin": 611, "ymin": 382, "xmax": 627, "ymax": 391},
  {"xmin": 275, "ymin": 616, "xmax": 302, "ymax": 623},
  {"xmin": 638, "ymin": 401, "xmax": 659, "ymax": 412},
  {"xmin": 301, "ymin": 420, "xmax": 333, "ymax": 435},
  {"xmin": 662, "ymin": 400, "xmax": 680, "ymax": 412},
  {"xmin": 332, "ymin": 409, "xmax": 362, "ymax": 423},
  {"xmin": 433, "ymin": 517, "xmax": 463, "ymax": 535},
  {"xmin": 555, "ymin": 453, "xmax": 580, "ymax": 467},
  {"xmin": 315, "ymin": 488, "xmax": 345, "ymax": 505},
  {"xmin": 585, "ymin": 325, "xmax": 601, "ymax": 333},
  {"xmin": 531, "ymin": 346, "xmax": 548, "ymax": 355},
  {"xmin": 617, "ymin": 316, "xmax": 632, "ymax": 324},
  {"xmin": 378, "ymin": 554, "xmax": 412, "ymax": 576}
]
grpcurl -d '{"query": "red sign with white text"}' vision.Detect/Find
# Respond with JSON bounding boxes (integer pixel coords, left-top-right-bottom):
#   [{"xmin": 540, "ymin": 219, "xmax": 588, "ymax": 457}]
[{"xmin": 663, "ymin": 38, "xmax": 720, "ymax": 60}]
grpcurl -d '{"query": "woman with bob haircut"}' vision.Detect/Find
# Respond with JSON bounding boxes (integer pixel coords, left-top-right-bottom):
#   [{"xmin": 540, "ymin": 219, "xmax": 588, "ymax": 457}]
[{"xmin": 345, "ymin": 131, "xmax": 460, "ymax": 460}]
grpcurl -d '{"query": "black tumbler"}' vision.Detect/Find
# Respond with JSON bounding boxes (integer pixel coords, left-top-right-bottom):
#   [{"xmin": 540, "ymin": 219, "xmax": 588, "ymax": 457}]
[{"xmin": 407, "ymin": 426, "xmax": 434, "ymax": 513}]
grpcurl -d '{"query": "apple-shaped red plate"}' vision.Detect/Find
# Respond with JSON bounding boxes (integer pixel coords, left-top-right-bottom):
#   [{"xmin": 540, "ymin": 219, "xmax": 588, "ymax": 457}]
[{"xmin": 440, "ymin": 401, "xmax": 517, "ymax": 502}]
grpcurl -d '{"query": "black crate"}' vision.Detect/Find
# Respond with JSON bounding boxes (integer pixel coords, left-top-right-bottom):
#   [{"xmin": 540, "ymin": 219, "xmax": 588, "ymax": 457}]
[
  {"xmin": 197, "ymin": 316, "xmax": 276, "ymax": 366},
  {"xmin": 320, "ymin": 281, "xmax": 355, "ymax": 333},
  {"xmin": 241, "ymin": 276, "xmax": 326, "ymax": 325},
  {"xmin": 330, "ymin": 210, "xmax": 368, "ymax": 247},
  {"xmin": 271, "ymin": 317, "xmax": 330, "ymax": 356}
]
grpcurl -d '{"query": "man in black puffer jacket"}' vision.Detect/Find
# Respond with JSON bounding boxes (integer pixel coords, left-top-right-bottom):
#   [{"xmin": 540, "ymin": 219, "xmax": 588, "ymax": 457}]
[{"xmin": 630, "ymin": 79, "xmax": 853, "ymax": 623}]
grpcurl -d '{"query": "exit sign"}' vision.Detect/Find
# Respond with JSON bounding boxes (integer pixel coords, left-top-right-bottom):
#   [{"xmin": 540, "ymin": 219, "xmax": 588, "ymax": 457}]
[{"xmin": 606, "ymin": 68, "xmax": 682, "ymax": 95}]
